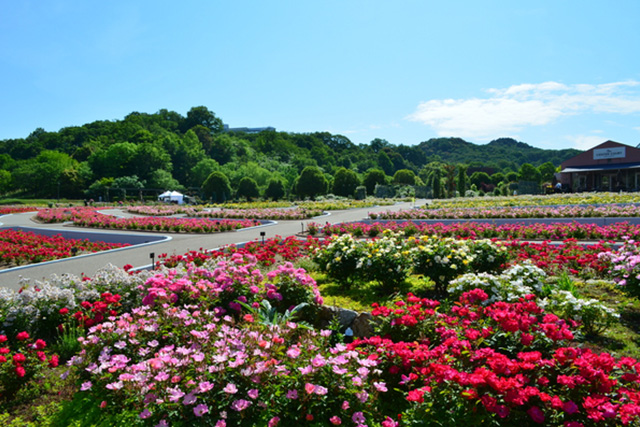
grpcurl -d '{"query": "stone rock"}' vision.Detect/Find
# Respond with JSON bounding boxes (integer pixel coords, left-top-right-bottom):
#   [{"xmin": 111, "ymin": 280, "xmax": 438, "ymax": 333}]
[
  {"xmin": 352, "ymin": 312, "xmax": 374, "ymax": 338},
  {"xmin": 337, "ymin": 308, "xmax": 358, "ymax": 329}
]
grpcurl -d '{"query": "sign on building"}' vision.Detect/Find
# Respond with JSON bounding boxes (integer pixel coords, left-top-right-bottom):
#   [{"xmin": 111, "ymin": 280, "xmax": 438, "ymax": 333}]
[{"xmin": 594, "ymin": 147, "xmax": 625, "ymax": 160}]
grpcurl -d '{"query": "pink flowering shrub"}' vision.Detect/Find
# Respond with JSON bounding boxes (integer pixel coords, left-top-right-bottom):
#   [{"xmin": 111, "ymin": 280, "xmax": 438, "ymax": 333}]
[
  {"xmin": 140, "ymin": 253, "xmax": 323, "ymax": 322},
  {"xmin": 598, "ymin": 238, "xmax": 640, "ymax": 297},
  {"xmin": 353, "ymin": 291, "xmax": 640, "ymax": 426},
  {"xmin": 69, "ymin": 304, "xmax": 387, "ymax": 426}
]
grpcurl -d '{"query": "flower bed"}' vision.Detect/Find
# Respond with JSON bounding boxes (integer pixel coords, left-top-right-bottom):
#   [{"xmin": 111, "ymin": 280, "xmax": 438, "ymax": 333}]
[
  {"xmin": 195, "ymin": 207, "xmax": 324, "ymax": 220},
  {"xmin": 0, "ymin": 228, "xmax": 129, "ymax": 267},
  {"xmin": 126, "ymin": 205, "xmax": 202, "ymax": 216},
  {"xmin": 427, "ymin": 192, "xmax": 640, "ymax": 209},
  {"xmin": 0, "ymin": 206, "xmax": 39, "ymax": 215},
  {"xmin": 309, "ymin": 220, "xmax": 640, "ymax": 241},
  {"xmin": 3, "ymin": 212, "xmax": 640, "ymax": 424},
  {"xmin": 370, "ymin": 204, "xmax": 640, "ymax": 220},
  {"xmin": 36, "ymin": 207, "xmax": 262, "ymax": 233}
]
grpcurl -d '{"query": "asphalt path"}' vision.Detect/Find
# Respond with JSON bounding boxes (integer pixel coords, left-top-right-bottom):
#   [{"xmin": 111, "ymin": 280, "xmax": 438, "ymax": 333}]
[{"xmin": 0, "ymin": 201, "xmax": 424, "ymax": 290}]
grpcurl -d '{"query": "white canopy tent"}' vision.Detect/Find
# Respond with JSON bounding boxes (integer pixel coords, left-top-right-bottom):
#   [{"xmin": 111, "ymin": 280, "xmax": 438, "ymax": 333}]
[{"xmin": 158, "ymin": 190, "xmax": 186, "ymax": 205}]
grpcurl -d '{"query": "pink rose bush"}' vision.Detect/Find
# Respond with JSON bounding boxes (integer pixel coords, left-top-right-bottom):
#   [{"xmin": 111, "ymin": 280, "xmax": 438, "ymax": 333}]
[
  {"xmin": 70, "ymin": 304, "xmax": 387, "ymax": 425},
  {"xmin": 140, "ymin": 253, "xmax": 323, "ymax": 321}
]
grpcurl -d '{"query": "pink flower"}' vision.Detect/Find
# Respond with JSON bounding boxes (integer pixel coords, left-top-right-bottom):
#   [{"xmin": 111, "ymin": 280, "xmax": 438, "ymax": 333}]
[
  {"xmin": 286, "ymin": 389, "xmax": 298, "ymax": 399},
  {"xmin": 330, "ymin": 415, "xmax": 342, "ymax": 425},
  {"xmin": 194, "ymin": 404, "xmax": 209, "ymax": 417},
  {"xmin": 352, "ymin": 411, "xmax": 366, "ymax": 424},
  {"xmin": 81, "ymin": 381, "xmax": 92, "ymax": 391},
  {"xmin": 139, "ymin": 409, "xmax": 152, "ymax": 419},
  {"xmin": 248, "ymin": 389, "xmax": 259, "ymax": 399},
  {"xmin": 374, "ymin": 381, "xmax": 387, "ymax": 392},
  {"xmin": 305, "ymin": 383, "xmax": 316, "ymax": 394},
  {"xmin": 231, "ymin": 399, "xmax": 251, "ymax": 412},
  {"xmin": 183, "ymin": 392, "xmax": 197, "ymax": 405},
  {"xmin": 287, "ymin": 347, "xmax": 301, "ymax": 358},
  {"xmin": 381, "ymin": 417, "xmax": 399, "ymax": 427},
  {"xmin": 224, "ymin": 383, "xmax": 238, "ymax": 394},
  {"xmin": 199, "ymin": 381, "xmax": 214, "ymax": 393},
  {"xmin": 268, "ymin": 416, "xmax": 280, "ymax": 426}
]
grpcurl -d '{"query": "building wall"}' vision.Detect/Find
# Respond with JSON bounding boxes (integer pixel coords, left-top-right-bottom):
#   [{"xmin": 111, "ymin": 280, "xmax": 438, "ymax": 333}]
[{"xmin": 561, "ymin": 140, "xmax": 640, "ymax": 168}]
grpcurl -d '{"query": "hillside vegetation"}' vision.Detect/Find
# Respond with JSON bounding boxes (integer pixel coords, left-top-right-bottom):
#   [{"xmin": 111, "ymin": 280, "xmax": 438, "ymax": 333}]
[{"xmin": 0, "ymin": 107, "xmax": 580, "ymax": 201}]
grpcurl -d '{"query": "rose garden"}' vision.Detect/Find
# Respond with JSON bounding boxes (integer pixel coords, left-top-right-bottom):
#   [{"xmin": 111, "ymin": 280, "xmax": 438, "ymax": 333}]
[{"xmin": 3, "ymin": 193, "xmax": 640, "ymax": 425}]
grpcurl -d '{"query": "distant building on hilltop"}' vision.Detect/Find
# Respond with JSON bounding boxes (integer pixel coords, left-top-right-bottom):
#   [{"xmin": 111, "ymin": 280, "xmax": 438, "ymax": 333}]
[{"xmin": 223, "ymin": 124, "xmax": 275, "ymax": 134}]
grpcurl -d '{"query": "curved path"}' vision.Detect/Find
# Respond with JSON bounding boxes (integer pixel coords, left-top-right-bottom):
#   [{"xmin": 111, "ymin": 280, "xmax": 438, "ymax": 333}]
[{"xmin": 0, "ymin": 201, "xmax": 424, "ymax": 290}]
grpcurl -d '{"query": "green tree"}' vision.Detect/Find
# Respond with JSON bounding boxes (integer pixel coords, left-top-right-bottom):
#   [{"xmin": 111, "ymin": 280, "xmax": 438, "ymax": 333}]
[
  {"xmin": 538, "ymin": 161, "xmax": 556, "ymax": 183},
  {"xmin": 377, "ymin": 151, "xmax": 394, "ymax": 176},
  {"xmin": 12, "ymin": 150, "xmax": 81, "ymax": 198},
  {"xmin": 202, "ymin": 171, "xmax": 232, "ymax": 203},
  {"xmin": 431, "ymin": 169, "xmax": 442, "ymax": 199},
  {"xmin": 518, "ymin": 163, "xmax": 542, "ymax": 183},
  {"xmin": 0, "ymin": 170, "xmax": 11, "ymax": 193},
  {"xmin": 180, "ymin": 106, "xmax": 223, "ymax": 133},
  {"xmin": 490, "ymin": 172, "xmax": 506, "ymax": 186},
  {"xmin": 457, "ymin": 165, "xmax": 468, "ymax": 196},
  {"xmin": 392, "ymin": 169, "xmax": 416, "ymax": 185},
  {"xmin": 470, "ymin": 171, "xmax": 492, "ymax": 188},
  {"xmin": 88, "ymin": 142, "xmax": 138, "ymax": 178},
  {"xmin": 236, "ymin": 177, "xmax": 260, "ymax": 201},
  {"xmin": 295, "ymin": 166, "xmax": 328, "ymax": 200},
  {"xmin": 189, "ymin": 159, "xmax": 220, "ymax": 187},
  {"xmin": 363, "ymin": 168, "xmax": 386, "ymax": 195},
  {"xmin": 332, "ymin": 167, "xmax": 360, "ymax": 197},
  {"xmin": 264, "ymin": 178, "xmax": 286, "ymax": 201},
  {"xmin": 506, "ymin": 171, "xmax": 518, "ymax": 182},
  {"xmin": 148, "ymin": 170, "xmax": 183, "ymax": 191}
]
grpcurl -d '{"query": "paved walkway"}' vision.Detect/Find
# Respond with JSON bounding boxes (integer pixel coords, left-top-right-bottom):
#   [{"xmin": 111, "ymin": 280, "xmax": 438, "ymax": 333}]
[{"xmin": 0, "ymin": 201, "xmax": 424, "ymax": 290}]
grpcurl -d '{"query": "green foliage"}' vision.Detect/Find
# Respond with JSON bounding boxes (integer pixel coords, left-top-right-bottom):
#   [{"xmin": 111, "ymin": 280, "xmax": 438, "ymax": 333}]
[
  {"xmin": 331, "ymin": 167, "xmax": 360, "ymax": 197},
  {"xmin": 457, "ymin": 164, "xmax": 467, "ymax": 196},
  {"xmin": 392, "ymin": 169, "xmax": 416, "ymax": 185},
  {"xmin": 264, "ymin": 178, "xmax": 286, "ymax": 201},
  {"xmin": 518, "ymin": 162, "xmax": 542, "ymax": 184},
  {"xmin": 362, "ymin": 168, "xmax": 386, "ymax": 195},
  {"xmin": 236, "ymin": 176, "xmax": 260, "ymax": 201},
  {"xmin": 295, "ymin": 166, "xmax": 328, "ymax": 200},
  {"xmin": 202, "ymin": 171, "xmax": 232, "ymax": 203}
]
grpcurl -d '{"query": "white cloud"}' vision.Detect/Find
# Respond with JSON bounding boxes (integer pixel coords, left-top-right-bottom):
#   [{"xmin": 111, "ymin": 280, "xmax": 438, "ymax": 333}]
[
  {"xmin": 407, "ymin": 81, "xmax": 640, "ymax": 140},
  {"xmin": 565, "ymin": 134, "xmax": 607, "ymax": 151}
]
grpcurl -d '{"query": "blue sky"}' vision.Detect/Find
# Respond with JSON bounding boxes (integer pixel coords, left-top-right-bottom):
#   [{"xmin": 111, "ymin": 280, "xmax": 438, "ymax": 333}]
[{"xmin": 2, "ymin": 1, "xmax": 640, "ymax": 150}]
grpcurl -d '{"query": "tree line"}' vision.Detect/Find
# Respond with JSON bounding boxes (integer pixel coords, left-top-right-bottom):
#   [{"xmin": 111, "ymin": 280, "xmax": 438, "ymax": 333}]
[{"xmin": 0, "ymin": 106, "xmax": 581, "ymax": 201}]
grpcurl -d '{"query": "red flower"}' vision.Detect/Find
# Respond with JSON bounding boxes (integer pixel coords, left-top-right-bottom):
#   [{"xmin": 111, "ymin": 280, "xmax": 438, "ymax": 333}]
[
  {"xmin": 48, "ymin": 354, "xmax": 59, "ymax": 368},
  {"xmin": 0, "ymin": 335, "xmax": 7, "ymax": 343},
  {"xmin": 16, "ymin": 331, "xmax": 29, "ymax": 341},
  {"xmin": 59, "ymin": 307, "xmax": 69, "ymax": 315},
  {"xmin": 407, "ymin": 388, "xmax": 425, "ymax": 403},
  {"xmin": 34, "ymin": 339, "xmax": 47, "ymax": 350},
  {"xmin": 15, "ymin": 365, "xmax": 26, "ymax": 377}
]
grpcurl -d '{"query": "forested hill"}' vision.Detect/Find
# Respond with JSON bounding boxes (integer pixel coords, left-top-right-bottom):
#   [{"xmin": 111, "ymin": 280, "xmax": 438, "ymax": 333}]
[
  {"xmin": 418, "ymin": 137, "xmax": 581, "ymax": 169},
  {"xmin": 0, "ymin": 106, "xmax": 583, "ymax": 199}
]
